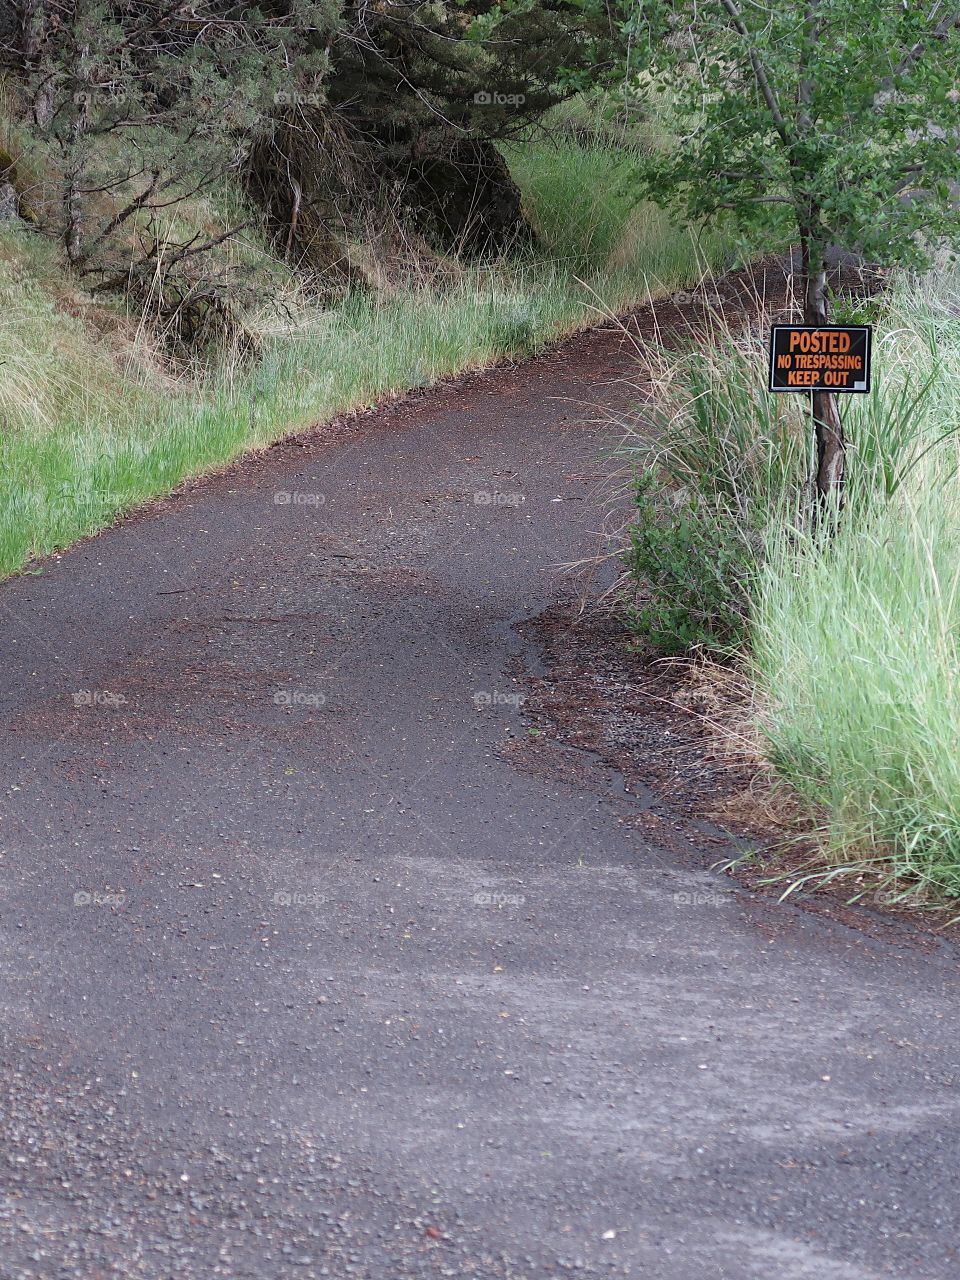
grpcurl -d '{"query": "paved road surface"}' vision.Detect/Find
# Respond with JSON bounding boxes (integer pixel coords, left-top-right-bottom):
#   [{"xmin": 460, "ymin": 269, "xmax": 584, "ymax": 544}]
[{"xmin": 1, "ymin": 270, "xmax": 958, "ymax": 1278}]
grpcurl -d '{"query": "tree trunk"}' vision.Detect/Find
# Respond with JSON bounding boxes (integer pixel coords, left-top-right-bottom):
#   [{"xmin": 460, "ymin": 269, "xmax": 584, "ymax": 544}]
[
  {"xmin": 63, "ymin": 43, "xmax": 90, "ymax": 269},
  {"xmin": 811, "ymin": 387, "xmax": 844, "ymax": 498},
  {"xmin": 803, "ymin": 241, "xmax": 844, "ymax": 506}
]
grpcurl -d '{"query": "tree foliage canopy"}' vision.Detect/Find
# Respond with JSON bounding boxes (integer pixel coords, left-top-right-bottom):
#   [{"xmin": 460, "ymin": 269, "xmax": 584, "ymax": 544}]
[{"xmin": 619, "ymin": 0, "xmax": 960, "ymax": 274}]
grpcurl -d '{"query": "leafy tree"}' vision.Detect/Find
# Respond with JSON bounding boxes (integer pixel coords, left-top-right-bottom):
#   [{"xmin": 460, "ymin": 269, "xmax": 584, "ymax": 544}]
[{"xmin": 620, "ymin": 0, "xmax": 960, "ymax": 500}]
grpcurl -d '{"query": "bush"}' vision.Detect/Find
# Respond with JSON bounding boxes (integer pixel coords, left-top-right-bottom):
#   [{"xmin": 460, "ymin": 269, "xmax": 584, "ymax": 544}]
[
  {"xmin": 621, "ymin": 333, "xmax": 806, "ymax": 656},
  {"xmin": 625, "ymin": 468, "xmax": 753, "ymax": 654}
]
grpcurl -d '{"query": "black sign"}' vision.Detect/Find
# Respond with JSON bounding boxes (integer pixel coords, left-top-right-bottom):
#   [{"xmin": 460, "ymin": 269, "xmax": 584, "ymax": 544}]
[{"xmin": 769, "ymin": 325, "xmax": 872, "ymax": 394}]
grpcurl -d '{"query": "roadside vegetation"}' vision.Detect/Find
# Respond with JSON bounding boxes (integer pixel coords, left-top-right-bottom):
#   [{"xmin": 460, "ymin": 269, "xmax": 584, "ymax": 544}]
[
  {"xmin": 613, "ymin": 0, "xmax": 960, "ymax": 907},
  {"xmin": 621, "ymin": 262, "xmax": 960, "ymax": 903},
  {"xmin": 0, "ymin": 86, "xmax": 730, "ymax": 579},
  {"xmin": 752, "ymin": 267, "xmax": 960, "ymax": 899}
]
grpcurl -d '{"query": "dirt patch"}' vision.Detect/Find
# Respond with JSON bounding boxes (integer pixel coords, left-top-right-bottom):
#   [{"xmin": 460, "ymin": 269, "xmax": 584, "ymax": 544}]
[{"xmin": 521, "ymin": 600, "xmax": 960, "ymax": 948}]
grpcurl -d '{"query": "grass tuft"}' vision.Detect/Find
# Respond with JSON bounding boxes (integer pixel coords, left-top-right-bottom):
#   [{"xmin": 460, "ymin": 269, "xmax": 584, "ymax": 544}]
[
  {"xmin": 619, "ymin": 259, "xmax": 960, "ymax": 901},
  {"xmin": 752, "ymin": 275, "xmax": 960, "ymax": 896}
]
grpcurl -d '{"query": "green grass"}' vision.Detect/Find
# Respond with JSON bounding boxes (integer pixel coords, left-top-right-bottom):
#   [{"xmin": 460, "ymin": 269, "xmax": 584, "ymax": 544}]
[
  {"xmin": 502, "ymin": 96, "xmax": 724, "ymax": 278},
  {"xmin": 617, "ymin": 256, "xmax": 960, "ymax": 900},
  {"xmin": 750, "ymin": 264, "xmax": 960, "ymax": 897},
  {"xmin": 0, "ymin": 116, "xmax": 736, "ymax": 579},
  {"xmin": 618, "ymin": 332, "xmax": 808, "ymax": 655}
]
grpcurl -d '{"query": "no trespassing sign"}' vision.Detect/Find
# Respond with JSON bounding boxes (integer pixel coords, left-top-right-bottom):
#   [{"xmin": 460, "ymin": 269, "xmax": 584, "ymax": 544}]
[{"xmin": 768, "ymin": 325, "xmax": 872, "ymax": 394}]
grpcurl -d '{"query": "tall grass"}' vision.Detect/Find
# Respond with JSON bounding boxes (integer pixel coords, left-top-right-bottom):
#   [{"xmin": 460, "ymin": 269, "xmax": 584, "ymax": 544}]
[
  {"xmin": 618, "ymin": 261, "xmax": 960, "ymax": 898},
  {"xmin": 502, "ymin": 97, "xmax": 726, "ymax": 280},
  {"xmin": 619, "ymin": 323, "xmax": 809, "ymax": 654},
  {"xmin": 751, "ymin": 265, "xmax": 960, "ymax": 895},
  {"xmin": 0, "ymin": 119, "xmax": 735, "ymax": 579}
]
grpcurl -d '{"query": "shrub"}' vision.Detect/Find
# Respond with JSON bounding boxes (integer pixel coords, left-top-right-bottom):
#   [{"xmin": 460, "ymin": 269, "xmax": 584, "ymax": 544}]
[
  {"xmin": 621, "ymin": 330, "xmax": 807, "ymax": 656},
  {"xmin": 625, "ymin": 468, "xmax": 753, "ymax": 654}
]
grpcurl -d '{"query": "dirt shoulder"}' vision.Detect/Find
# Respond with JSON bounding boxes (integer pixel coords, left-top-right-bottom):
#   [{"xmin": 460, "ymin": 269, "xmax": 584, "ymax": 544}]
[{"xmin": 521, "ymin": 599, "xmax": 960, "ymax": 949}]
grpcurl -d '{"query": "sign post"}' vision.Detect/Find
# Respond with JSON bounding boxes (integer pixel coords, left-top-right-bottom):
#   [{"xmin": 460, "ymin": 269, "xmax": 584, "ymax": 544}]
[{"xmin": 768, "ymin": 323, "xmax": 873, "ymax": 511}]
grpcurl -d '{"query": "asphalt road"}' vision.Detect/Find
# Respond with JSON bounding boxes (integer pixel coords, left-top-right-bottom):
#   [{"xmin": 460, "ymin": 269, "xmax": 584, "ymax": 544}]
[{"xmin": 1, "ymin": 272, "xmax": 959, "ymax": 1279}]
